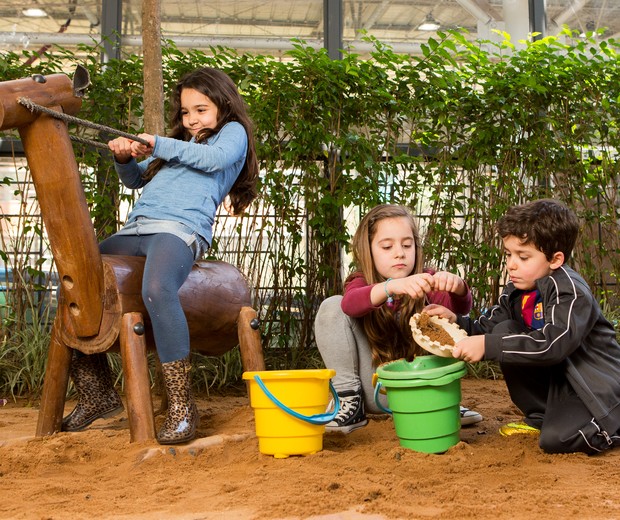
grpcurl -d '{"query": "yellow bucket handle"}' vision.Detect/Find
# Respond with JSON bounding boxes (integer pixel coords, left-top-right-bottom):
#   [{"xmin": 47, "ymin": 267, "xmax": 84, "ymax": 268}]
[{"xmin": 253, "ymin": 375, "xmax": 340, "ymax": 425}]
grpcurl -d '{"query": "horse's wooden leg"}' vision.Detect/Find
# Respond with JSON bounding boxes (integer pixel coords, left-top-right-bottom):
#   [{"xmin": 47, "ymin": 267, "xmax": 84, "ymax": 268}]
[
  {"xmin": 36, "ymin": 319, "xmax": 72, "ymax": 436},
  {"xmin": 120, "ymin": 312, "xmax": 155, "ymax": 442},
  {"xmin": 238, "ymin": 306, "xmax": 265, "ymax": 372}
]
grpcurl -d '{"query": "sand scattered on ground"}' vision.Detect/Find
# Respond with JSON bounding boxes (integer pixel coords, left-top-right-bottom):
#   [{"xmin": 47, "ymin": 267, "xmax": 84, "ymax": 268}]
[{"xmin": 2, "ymin": 378, "xmax": 620, "ymax": 519}]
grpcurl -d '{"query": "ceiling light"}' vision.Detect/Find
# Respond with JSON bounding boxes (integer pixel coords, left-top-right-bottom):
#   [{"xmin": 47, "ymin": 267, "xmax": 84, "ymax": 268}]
[
  {"xmin": 22, "ymin": 8, "xmax": 47, "ymax": 18},
  {"xmin": 417, "ymin": 14, "xmax": 441, "ymax": 31}
]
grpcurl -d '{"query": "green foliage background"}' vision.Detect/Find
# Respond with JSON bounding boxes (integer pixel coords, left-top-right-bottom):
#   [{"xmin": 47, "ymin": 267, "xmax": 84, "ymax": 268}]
[{"xmin": 1, "ymin": 29, "xmax": 619, "ymax": 396}]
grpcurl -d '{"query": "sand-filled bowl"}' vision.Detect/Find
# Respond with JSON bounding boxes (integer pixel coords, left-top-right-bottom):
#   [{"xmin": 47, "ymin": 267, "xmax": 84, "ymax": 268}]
[{"xmin": 410, "ymin": 312, "xmax": 468, "ymax": 357}]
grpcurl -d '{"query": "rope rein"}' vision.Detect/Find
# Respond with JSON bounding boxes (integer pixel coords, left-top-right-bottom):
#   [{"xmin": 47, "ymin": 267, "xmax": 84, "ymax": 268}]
[{"xmin": 18, "ymin": 97, "xmax": 150, "ymax": 150}]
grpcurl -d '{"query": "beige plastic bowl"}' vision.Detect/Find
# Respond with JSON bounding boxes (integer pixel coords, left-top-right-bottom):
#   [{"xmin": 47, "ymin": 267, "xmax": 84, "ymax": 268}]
[{"xmin": 410, "ymin": 312, "xmax": 468, "ymax": 358}]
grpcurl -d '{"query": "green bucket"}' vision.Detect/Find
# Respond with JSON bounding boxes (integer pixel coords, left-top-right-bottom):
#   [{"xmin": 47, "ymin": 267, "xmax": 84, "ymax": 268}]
[{"xmin": 374, "ymin": 355, "xmax": 467, "ymax": 454}]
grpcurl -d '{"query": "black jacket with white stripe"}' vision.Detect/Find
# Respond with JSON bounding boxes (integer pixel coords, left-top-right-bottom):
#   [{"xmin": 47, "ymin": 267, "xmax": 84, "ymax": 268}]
[{"xmin": 457, "ymin": 265, "xmax": 620, "ymax": 436}]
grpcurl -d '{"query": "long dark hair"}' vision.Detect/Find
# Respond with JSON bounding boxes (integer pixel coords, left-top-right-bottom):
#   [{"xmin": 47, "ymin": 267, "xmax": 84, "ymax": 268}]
[
  {"xmin": 142, "ymin": 67, "xmax": 259, "ymax": 215},
  {"xmin": 350, "ymin": 204, "xmax": 425, "ymax": 365}
]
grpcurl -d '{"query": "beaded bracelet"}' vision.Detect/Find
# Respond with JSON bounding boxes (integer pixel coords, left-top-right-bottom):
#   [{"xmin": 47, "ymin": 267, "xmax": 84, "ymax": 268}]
[{"xmin": 384, "ymin": 278, "xmax": 394, "ymax": 308}]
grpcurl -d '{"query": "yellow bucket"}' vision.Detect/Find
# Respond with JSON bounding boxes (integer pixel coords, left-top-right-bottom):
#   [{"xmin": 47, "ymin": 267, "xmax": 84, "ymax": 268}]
[{"xmin": 242, "ymin": 369, "xmax": 337, "ymax": 458}]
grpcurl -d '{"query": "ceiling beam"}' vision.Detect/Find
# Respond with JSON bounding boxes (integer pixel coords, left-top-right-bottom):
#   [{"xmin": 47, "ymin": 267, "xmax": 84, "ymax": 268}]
[
  {"xmin": 455, "ymin": 0, "xmax": 495, "ymax": 24},
  {"xmin": 550, "ymin": 0, "xmax": 587, "ymax": 29},
  {"xmin": 0, "ymin": 31, "xmax": 426, "ymax": 54}
]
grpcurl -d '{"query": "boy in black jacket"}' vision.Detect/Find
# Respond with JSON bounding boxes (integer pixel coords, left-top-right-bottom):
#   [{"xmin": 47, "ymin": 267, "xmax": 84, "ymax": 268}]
[{"xmin": 425, "ymin": 199, "xmax": 620, "ymax": 454}]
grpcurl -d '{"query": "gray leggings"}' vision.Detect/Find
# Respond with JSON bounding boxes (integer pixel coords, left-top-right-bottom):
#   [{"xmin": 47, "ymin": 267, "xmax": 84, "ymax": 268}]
[
  {"xmin": 99, "ymin": 233, "xmax": 194, "ymax": 363},
  {"xmin": 314, "ymin": 295, "xmax": 387, "ymax": 413}
]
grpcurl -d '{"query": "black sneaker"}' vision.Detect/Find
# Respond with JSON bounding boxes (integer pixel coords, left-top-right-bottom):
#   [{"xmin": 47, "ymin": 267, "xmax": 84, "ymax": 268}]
[{"xmin": 325, "ymin": 389, "xmax": 369, "ymax": 434}]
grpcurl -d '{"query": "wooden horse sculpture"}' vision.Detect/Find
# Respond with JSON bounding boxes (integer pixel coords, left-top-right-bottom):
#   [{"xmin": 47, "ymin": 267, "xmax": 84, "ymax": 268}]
[{"xmin": 0, "ymin": 69, "xmax": 265, "ymax": 442}]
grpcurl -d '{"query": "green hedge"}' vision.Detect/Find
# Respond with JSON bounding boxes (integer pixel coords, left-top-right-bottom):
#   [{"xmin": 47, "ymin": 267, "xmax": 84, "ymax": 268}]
[{"xmin": 1, "ymin": 29, "xmax": 619, "ymax": 382}]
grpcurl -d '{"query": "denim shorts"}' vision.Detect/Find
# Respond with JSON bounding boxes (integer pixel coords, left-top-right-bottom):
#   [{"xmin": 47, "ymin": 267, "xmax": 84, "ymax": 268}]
[{"xmin": 114, "ymin": 217, "xmax": 208, "ymax": 261}]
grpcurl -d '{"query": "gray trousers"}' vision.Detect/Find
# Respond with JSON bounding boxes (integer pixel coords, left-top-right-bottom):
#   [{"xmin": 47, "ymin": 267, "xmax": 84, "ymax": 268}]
[{"xmin": 314, "ymin": 295, "xmax": 387, "ymax": 413}]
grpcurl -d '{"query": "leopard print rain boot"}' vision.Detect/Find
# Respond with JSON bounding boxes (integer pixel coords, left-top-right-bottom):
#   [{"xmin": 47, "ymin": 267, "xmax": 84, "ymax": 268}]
[
  {"xmin": 157, "ymin": 357, "xmax": 199, "ymax": 445},
  {"xmin": 61, "ymin": 350, "xmax": 124, "ymax": 432}
]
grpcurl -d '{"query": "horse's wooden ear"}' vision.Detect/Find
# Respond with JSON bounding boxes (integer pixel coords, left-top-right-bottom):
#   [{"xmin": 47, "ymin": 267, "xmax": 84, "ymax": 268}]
[{"xmin": 73, "ymin": 65, "xmax": 91, "ymax": 97}]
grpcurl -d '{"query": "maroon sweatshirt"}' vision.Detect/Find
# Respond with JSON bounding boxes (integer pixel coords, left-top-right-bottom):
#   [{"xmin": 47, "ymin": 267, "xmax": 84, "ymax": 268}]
[{"xmin": 341, "ymin": 269, "xmax": 473, "ymax": 318}]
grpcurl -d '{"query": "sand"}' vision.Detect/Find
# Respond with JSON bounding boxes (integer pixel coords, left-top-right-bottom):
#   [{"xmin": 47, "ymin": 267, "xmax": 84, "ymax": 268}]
[{"xmin": 1, "ymin": 378, "xmax": 620, "ymax": 520}]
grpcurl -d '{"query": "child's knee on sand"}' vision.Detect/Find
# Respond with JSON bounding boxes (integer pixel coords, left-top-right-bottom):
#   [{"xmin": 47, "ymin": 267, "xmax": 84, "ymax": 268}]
[{"xmin": 540, "ymin": 418, "xmax": 619, "ymax": 455}]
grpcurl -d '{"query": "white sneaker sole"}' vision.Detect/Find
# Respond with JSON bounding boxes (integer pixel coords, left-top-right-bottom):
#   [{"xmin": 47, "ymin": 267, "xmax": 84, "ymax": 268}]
[
  {"xmin": 460, "ymin": 407, "xmax": 483, "ymax": 426},
  {"xmin": 325, "ymin": 418, "xmax": 369, "ymax": 434}
]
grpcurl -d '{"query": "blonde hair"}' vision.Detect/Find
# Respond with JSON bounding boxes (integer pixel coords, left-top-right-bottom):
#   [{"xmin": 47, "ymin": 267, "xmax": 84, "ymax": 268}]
[{"xmin": 349, "ymin": 204, "xmax": 426, "ymax": 365}]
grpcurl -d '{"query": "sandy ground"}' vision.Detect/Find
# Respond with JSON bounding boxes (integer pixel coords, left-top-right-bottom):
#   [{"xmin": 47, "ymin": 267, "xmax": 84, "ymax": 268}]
[{"xmin": 1, "ymin": 378, "xmax": 620, "ymax": 520}]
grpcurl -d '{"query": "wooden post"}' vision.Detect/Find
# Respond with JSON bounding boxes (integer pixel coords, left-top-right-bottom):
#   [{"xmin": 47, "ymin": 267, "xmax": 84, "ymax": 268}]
[
  {"xmin": 238, "ymin": 306, "xmax": 265, "ymax": 372},
  {"xmin": 36, "ymin": 320, "xmax": 72, "ymax": 436},
  {"xmin": 120, "ymin": 312, "xmax": 156, "ymax": 442},
  {"xmin": 141, "ymin": 0, "xmax": 165, "ymax": 135}
]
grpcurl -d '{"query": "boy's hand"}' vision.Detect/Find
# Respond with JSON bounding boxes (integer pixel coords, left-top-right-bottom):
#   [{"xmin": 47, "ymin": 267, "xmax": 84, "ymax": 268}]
[
  {"xmin": 432, "ymin": 271, "xmax": 466, "ymax": 296},
  {"xmin": 422, "ymin": 303, "xmax": 456, "ymax": 323},
  {"xmin": 452, "ymin": 336, "xmax": 485, "ymax": 363}
]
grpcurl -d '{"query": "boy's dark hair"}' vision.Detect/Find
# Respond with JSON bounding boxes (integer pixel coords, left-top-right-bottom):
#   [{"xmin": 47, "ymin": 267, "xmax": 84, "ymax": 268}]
[{"xmin": 497, "ymin": 199, "xmax": 580, "ymax": 261}]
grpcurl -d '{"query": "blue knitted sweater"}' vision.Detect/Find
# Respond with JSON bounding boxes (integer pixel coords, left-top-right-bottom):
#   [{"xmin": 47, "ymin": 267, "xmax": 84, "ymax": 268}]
[{"xmin": 114, "ymin": 121, "xmax": 248, "ymax": 246}]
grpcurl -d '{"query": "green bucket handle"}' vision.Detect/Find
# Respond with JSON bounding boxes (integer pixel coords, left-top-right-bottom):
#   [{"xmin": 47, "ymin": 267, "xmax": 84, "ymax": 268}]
[
  {"xmin": 253, "ymin": 374, "xmax": 340, "ymax": 425},
  {"xmin": 373, "ymin": 382, "xmax": 392, "ymax": 414}
]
